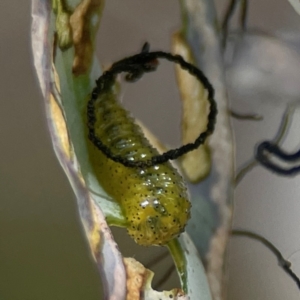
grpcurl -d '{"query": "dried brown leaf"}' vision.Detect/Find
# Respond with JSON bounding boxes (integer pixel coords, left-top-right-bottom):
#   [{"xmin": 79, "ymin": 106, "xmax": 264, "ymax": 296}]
[
  {"xmin": 173, "ymin": 32, "xmax": 212, "ymax": 183},
  {"xmin": 69, "ymin": 0, "xmax": 104, "ymax": 75}
]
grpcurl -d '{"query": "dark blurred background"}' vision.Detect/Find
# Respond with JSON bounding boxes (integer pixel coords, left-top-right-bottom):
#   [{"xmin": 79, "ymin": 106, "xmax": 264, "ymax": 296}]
[{"xmin": 1, "ymin": 1, "xmax": 300, "ymax": 299}]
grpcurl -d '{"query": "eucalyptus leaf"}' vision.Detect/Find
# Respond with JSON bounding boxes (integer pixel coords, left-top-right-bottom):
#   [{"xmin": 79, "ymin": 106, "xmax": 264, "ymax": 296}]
[
  {"xmin": 178, "ymin": 0, "xmax": 235, "ymax": 299},
  {"xmin": 32, "ymin": 0, "xmax": 218, "ymax": 299},
  {"xmin": 32, "ymin": 0, "xmax": 127, "ymax": 298}
]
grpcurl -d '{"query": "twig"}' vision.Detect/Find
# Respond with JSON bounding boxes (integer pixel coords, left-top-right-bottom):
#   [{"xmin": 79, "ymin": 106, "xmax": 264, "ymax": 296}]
[
  {"xmin": 222, "ymin": 0, "xmax": 239, "ymax": 49},
  {"xmin": 232, "ymin": 229, "xmax": 300, "ymax": 290},
  {"xmin": 240, "ymin": 0, "xmax": 248, "ymax": 31},
  {"xmin": 234, "ymin": 159, "xmax": 257, "ymax": 186},
  {"xmin": 235, "ymin": 105, "xmax": 294, "ymax": 186},
  {"xmin": 230, "ymin": 110, "xmax": 263, "ymax": 121}
]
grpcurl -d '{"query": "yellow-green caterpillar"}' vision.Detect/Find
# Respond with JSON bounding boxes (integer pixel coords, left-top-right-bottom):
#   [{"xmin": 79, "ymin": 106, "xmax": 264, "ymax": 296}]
[
  {"xmin": 86, "ymin": 47, "xmax": 217, "ymax": 246},
  {"xmin": 86, "ymin": 89, "xmax": 190, "ymax": 246}
]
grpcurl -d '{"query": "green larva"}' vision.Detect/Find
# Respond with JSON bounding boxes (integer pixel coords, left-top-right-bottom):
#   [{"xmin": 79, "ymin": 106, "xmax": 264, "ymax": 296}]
[
  {"xmin": 86, "ymin": 89, "xmax": 191, "ymax": 246},
  {"xmin": 86, "ymin": 47, "xmax": 217, "ymax": 246}
]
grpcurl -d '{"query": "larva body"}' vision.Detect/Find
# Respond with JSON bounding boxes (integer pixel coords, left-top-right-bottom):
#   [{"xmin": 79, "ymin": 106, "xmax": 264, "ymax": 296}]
[{"xmin": 87, "ymin": 89, "xmax": 191, "ymax": 246}]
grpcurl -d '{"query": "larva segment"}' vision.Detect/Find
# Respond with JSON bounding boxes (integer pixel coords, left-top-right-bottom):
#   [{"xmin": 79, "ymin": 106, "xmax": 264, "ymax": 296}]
[{"xmin": 86, "ymin": 89, "xmax": 191, "ymax": 246}]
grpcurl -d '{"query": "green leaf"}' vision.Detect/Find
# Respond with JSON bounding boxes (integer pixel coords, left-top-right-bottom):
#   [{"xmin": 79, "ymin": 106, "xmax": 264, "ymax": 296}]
[
  {"xmin": 32, "ymin": 0, "xmax": 216, "ymax": 298},
  {"xmin": 32, "ymin": 1, "xmax": 127, "ymax": 298}
]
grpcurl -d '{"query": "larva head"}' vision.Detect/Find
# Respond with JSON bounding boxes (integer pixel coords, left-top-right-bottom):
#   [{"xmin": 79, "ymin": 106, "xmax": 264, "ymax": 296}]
[{"xmin": 125, "ymin": 189, "xmax": 191, "ymax": 246}]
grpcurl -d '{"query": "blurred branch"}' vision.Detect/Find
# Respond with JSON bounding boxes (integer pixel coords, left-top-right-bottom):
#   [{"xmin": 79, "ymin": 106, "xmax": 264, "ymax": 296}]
[
  {"xmin": 230, "ymin": 110, "xmax": 263, "ymax": 121},
  {"xmin": 232, "ymin": 230, "xmax": 300, "ymax": 290},
  {"xmin": 235, "ymin": 105, "xmax": 294, "ymax": 186},
  {"xmin": 222, "ymin": 0, "xmax": 239, "ymax": 48},
  {"xmin": 222, "ymin": 0, "xmax": 248, "ymax": 48}
]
